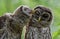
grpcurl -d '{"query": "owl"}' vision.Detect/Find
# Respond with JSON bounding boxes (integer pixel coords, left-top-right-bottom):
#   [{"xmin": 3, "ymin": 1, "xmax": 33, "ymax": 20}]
[
  {"xmin": 0, "ymin": 5, "xmax": 33, "ymax": 39},
  {"xmin": 25, "ymin": 6, "xmax": 53, "ymax": 39}
]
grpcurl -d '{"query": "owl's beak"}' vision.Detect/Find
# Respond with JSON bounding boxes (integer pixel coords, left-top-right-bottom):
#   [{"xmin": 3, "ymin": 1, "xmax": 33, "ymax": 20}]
[{"xmin": 38, "ymin": 17, "xmax": 41, "ymax": 22}]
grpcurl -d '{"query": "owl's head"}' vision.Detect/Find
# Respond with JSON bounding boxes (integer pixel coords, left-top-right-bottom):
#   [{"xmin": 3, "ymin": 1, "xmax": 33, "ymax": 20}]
[
  {"xmin": 13, "ymin": 5, "xmax": 33, "ymax": 17},
  {"xmin": 31, "ymin": 6, "xmax": 53, "ymax": 27}
]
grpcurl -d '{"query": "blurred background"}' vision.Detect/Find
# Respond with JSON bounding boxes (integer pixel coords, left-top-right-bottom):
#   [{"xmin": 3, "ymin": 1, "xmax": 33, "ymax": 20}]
[{"xmin": 0, "ymin": 0, "xmax": 60, "ymax": 39}]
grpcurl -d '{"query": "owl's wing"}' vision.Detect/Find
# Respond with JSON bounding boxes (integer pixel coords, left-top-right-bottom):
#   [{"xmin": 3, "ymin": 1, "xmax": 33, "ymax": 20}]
[
  {"xmin": 0, "ymin": 13, "xmax": 12, "ymax": 39},
  {"xmin": 0, "ymin": 13, "xmax": 12, "ymax": 29},
  {"xmin": 0, "ymin": 15, "xmax": 7, "ymax": 39},
  {"xmin": 0, "ymin": 16, "xmax": 6, "ymax": 29}
]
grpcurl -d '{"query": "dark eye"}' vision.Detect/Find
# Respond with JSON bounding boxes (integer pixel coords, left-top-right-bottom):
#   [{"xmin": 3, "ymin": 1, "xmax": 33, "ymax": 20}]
[
  {"xmin": 35, "ymin": 10, "xmax": 40, "ymax": 16},
  {"xmin": 24, "ymin": 8, "xmax": 28, "ymax": 11},
  {"xmin": 42, "ymin": 13, "xmax": 50, "ymax": 20},
  {"xmin": 42, "ymin": 14, "xmax": 48, "ymax": 18},
  {"xmin": 33, "ymin": 11, "xmax": 40, "ymax": 20}
]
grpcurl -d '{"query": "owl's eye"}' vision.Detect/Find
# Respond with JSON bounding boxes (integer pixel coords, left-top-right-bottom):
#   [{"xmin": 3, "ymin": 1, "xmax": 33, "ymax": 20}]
[
  {"xmin": 23, "ymin": 7, "xmax": 31, "ymax": 14},
  {"xmin": 35, "ymin": 11, "xmax": 40, "ymax": 15},
  {"xmin": 35, "ymin": 9, "xmax": 41, "ymax": 16},
  {"xmin": 34, "ymin": 10, "xmax": 40, "ymax": 20},
  {"xmin": 42, "ymin": 12, "xmax": 50, "ymax": 20},
  {"xmin": 42, "ymin": 14, "xmax": 48, "ymax": 18},
  {"xmin": 22, "ymin": 7, "xmax": 32, "ymax": 17},
  {"xmin": 24, "ymin": 8, "xmax": 28, "ymax": 11}
]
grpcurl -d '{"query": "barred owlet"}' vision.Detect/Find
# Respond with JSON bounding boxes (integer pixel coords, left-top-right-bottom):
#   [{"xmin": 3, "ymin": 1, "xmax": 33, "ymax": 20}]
[
  {"xmin": 25, "ymin": 6, "xmax": 53, "ymax": 39},
  {"xmin": 0, "ymin": 6, "xmax": 33, "ymax": 39}
]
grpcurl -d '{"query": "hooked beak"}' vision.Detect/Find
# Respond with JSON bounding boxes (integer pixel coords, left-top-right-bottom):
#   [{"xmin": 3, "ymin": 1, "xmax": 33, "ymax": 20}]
[{"xmin": 38, "ymin": 17, "xmax": 41, "ymax": 22}]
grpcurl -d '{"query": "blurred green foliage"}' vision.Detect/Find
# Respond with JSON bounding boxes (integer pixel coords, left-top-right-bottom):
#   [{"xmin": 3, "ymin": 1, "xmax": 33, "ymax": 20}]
[{"xmin": 0, "ymin": 0, "xmax": 60, "ymax": 39}]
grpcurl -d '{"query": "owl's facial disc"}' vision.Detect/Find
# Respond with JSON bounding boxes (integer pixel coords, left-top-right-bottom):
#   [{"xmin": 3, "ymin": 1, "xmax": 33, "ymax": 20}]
[
  {"xmin": 33, "ymin": 9, "xmax": 41, "ymax": 22},
  {"xmin": 41, "ymin": 12, "xmax": 50, "ymax": 21}
]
